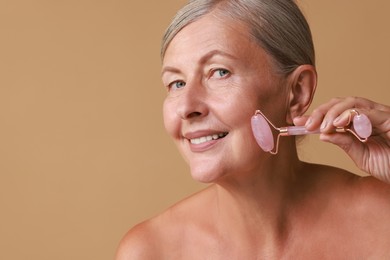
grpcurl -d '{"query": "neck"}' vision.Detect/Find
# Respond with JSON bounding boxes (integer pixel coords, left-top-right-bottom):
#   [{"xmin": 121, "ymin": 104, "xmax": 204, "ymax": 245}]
[{"xmin": 212, "ymin": 143, "xmax": 303, "ymax": 250}]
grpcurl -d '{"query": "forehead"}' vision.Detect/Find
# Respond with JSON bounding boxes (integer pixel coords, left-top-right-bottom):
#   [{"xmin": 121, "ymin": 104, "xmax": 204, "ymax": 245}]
[{"xmin": 163, "ymin": 12, "xmax": 267, "ymax": 65}]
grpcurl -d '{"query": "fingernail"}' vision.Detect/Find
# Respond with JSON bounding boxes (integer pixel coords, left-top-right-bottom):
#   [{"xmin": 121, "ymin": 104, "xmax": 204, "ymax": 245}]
[
  {"xmin": 333, "ymin": 116, "xmax": 340, "ymax": 124},
  {"xmin": 305, "ymin": 117, "xmax": 312, "ymax": 127},
  {"xmin": 320, "ymin": 120, "xmax": 328, "ymax": 130}
]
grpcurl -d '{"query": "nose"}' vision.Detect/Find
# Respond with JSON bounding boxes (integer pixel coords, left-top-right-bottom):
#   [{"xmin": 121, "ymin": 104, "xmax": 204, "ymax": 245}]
[{"xmin": 176, "ymin": 81, "xmax": 208, "ymax": 120}]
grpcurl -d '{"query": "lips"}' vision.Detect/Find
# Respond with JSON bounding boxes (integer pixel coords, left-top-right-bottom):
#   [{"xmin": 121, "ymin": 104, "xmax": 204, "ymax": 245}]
[{"xmin": 189, "ymin": 132, "xmax": 228, "ymax": 145}]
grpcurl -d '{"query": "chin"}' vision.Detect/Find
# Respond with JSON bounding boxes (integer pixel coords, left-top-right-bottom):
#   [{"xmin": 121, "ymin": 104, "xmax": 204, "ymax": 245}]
[{"xmin": 189, "ymin": 164, "xmax": 226, "ymax": 184}]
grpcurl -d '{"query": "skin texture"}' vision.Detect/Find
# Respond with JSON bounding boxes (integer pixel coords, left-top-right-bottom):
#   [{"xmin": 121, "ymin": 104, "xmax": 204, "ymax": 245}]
[{"xmin": 116, "ymin": 13, "xmax": 390, "ymax": 259}]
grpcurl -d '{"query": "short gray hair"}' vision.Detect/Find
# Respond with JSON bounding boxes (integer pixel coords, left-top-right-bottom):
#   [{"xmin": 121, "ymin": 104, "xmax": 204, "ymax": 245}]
[{"xmin": 161, "ymin": 0, "xmax": 315, "ymax": 76}]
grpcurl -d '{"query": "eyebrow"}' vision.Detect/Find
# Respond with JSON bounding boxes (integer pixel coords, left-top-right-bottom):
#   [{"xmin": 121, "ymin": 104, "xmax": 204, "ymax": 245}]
[{"xmin": 161, "ymin": 49, "xmax": 238, "ymax": 77}]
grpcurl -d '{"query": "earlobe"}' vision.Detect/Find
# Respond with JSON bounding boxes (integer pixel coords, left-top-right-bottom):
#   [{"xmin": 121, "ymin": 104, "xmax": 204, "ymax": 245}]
[{"xmin": 286, "ymin": 65, "xmax": 317, "ymax": 124}]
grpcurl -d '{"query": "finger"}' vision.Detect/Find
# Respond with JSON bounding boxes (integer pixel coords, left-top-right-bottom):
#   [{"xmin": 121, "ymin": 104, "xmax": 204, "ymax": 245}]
[
  {"xmin": 333, "ymin": 109, "xmax": 390, "ymax": 137},
  {"xmin": 305, "ymin": 97, "xmax": 388, "ymax": 132},
  {"xmin": 305, "ymin": 98, "xmax": 343, "ymax": 130},
  {"xmin": 365, "ymin": 109, "xmax": 390, "ymax": 137},
  {"xmin": 318, "ymin": 97, "xmax": 366, "ymax": 133},
  {"xmin": 293, "ymin": 115, "xmax": 310, "ymax": 126},
  {"xmin": 309, "ymin": 97, "xmax": 383, "ymax": 133},
  {"xmin": 332, "ymin": 110, "xmax": 353, "ymax": 127},
  {"xmin": 319, "ymin": 132, "xmax": 365, "ymax": 168}
]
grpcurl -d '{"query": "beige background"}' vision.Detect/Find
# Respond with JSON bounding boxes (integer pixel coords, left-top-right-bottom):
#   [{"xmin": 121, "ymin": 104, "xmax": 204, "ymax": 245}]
[{"xmin": 0, "ymin": 0, "xmax": 388, "ymax": 259}]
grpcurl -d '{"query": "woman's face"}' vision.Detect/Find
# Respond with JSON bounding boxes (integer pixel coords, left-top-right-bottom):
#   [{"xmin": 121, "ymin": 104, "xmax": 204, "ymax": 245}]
[{"xmin": 161, "ymin": 13, "xmax": 288, "ymax": 183}]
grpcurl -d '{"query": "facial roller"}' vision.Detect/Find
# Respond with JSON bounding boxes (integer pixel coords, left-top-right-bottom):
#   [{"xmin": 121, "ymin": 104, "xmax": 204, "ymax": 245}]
[{"xmin": 251, "ymin": 109, "xmax": 372, "ymax": 154}]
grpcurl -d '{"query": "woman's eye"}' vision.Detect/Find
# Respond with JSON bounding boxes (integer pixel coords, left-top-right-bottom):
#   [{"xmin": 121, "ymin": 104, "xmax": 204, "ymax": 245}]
[
  {"xmin": 168, "ymin": 81, "xmax": 186, "ymax": 91},
  {"xmin": 211, "ymin": 69, "xmax": 230, "ymax": 78}
]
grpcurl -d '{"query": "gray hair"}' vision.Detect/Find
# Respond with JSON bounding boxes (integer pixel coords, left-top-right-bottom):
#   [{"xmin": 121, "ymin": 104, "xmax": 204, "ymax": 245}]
[{"xmin": 161, "ymin": 0, "xmax": 315, "ymax": 76}]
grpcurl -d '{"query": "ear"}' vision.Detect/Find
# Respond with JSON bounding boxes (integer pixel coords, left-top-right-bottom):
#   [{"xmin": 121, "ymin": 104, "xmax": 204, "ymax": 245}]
[{"xmin": 285, "ymin": 65, "xmax": 317, "ymax": 124}]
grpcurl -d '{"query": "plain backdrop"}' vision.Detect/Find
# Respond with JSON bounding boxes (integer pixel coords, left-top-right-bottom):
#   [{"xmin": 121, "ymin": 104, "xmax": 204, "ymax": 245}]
[{"xmin": 0, "ymin": 0, "xmax": 389, "ymax": 259}]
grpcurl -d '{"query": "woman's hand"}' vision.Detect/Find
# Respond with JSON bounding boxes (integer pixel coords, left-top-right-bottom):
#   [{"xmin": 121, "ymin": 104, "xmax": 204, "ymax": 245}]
[{"xmin": 293, "ymin": 97, "xmax": 390, "ymax": 183}]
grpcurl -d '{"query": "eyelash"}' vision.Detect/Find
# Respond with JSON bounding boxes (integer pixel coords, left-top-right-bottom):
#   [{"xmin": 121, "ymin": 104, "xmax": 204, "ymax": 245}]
[
  {"xmin": 167, "ymin": 80, "xmax": 186, "ymax": 91},
  {"xmin": 166, "ymin": 68, "xmax": 231, "ymax": 91},
  {"xmin": 210, "ymin": 68, "xmax": 230, "ymax": 78}
]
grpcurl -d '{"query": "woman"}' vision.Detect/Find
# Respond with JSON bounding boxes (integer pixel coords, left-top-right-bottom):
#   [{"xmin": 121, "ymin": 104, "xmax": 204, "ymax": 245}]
[{"xmin": 116, "ymin": 0, "xmax": 390, "ymax": 258}]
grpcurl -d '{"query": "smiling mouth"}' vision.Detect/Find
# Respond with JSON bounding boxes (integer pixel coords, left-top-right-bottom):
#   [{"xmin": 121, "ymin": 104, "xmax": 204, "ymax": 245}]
[{"xmin": 189, "ymin": 132, "xmax": 228, "ymax": 145}]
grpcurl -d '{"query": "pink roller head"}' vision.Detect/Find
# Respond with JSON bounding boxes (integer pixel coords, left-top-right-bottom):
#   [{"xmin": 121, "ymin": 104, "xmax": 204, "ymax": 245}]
[
  {"xmin": 352, "ymin": 114, "xmax": 372, "ymax": 139},
  {"xmin": 251, "ymin": 113, "xmax": 274, "ymax": 152}
]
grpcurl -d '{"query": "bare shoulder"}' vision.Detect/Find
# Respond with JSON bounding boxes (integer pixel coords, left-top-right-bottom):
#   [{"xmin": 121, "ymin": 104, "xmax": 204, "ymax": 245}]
[
  {"xmin": 304, "ymin": 162, "xmax": 390, "ymax": 201},
  {"xmin": 115, "ymin": 219, "xmax": 160, "ymax": 260},
  {"xmin": 352, "ymin": 175, "xmax": 390, "ymax": 213},
  {"xmin": 313, "ymin": 163, "xmax": 390, "ymax": 227},
  {"xmin": 344, "ymin": 175, "xmax": 390, "ymax": 252},
  {"xmin": 115, "ymin": 186, "xmax": 215, "ymax": 259},
  {"xmin": 301, "ymin": 162, "xmax": 390, "ymax": 223},
  {"xmin": 299, "ymin": 163, "xmax": 390, "ymax": 256},
  {"xmin": 115, "ymin": 205, "xmax": 187, "ymax": 260}
]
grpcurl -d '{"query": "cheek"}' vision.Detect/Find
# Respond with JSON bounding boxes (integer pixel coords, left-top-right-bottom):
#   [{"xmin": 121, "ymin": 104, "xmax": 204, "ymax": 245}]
[{"xmin": 162, "ymin": 99, "xmax": 178, "ymax": 137}]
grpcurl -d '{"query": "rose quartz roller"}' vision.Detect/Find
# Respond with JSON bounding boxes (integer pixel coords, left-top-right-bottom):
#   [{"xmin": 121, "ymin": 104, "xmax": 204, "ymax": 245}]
[{"xmin": 251, "ymin": 109, "xmax": 372, "ymax": 154}]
